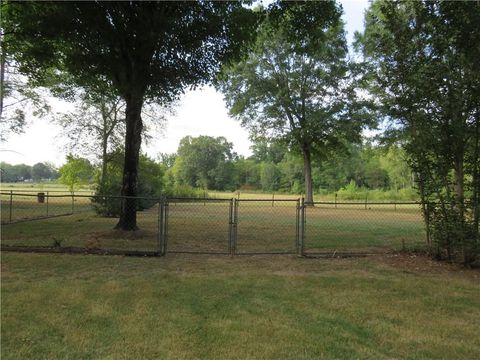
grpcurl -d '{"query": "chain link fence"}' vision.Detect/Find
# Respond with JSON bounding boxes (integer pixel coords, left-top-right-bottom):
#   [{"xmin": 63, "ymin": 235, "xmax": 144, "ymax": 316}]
[
  {"xmin": 165, "ymin": 198, "xmax": 233, "ymax": 254},
  {"xmin": 1, "ymin": 193, "xmax": 428, "ymax": 256},
  {"xmin": 235, "ymin": 199, "xmax": 299, "ymax": 254},
  {"xmin": 301, "ymin": 201, "xmax": 426, "ymax": 255}
]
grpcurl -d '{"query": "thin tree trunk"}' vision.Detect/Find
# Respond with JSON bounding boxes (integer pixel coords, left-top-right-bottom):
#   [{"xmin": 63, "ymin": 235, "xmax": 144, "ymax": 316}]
[
  {"xmin": 101, "ymin": 136, "xmax": 108, "ymax": 188},
  {"xmin": 472, "ymin": 109, "xmax": 480, "ymax": 244},
  {"xmin": 100, "ymin": 101, "xmax": 108, "ymax": 188},
  {"xmin": 115, "ymin": 93, "xmax": 143, "ymax": 230},
  {"xmin": 302, "ymin": 146, "xmax": 314, "ymax": 205},
  {"xmin": 0, "ymin": 51, "xmax": 5, "ymax": 120}
]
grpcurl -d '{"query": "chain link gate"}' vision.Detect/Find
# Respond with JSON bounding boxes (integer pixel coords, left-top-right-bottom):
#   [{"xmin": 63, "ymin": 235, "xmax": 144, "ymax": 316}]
[{"xmin": 158, "ymin": 198, "xmax": 304, "ymax": 256}]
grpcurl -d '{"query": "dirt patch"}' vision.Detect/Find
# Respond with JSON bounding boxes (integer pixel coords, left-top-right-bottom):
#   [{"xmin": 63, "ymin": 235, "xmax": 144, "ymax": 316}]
[{"xmin": 371, "ymin": 252, "xmax": 480, "ymax": 282}]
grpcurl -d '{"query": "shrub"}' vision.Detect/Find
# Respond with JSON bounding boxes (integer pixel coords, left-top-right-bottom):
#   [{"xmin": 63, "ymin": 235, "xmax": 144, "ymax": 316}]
[{"xmin": 92, "ymin": 152, "xmax": 164, "ymax": 217}]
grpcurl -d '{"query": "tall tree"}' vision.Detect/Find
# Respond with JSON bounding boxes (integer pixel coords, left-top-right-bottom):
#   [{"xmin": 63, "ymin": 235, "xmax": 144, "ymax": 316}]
[
  {"xmin": 358, "ymin": 0, "xmax": 480, "ymax": 263},
  {"xmin": 4, "ymin": 1, "xmax": 259, "ymax": 229},
  {"xmin": 218, "ymin": 1, "xmax": 371, "ymax": 203}
]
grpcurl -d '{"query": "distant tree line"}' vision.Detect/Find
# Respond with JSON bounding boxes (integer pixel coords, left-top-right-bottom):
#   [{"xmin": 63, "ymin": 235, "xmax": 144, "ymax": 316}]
[
  {"xmin": 162, "ymin": 135, "xmax": 415, "ymax": 200},
  {"xmin": 0, "ymin": 162, "xmax": 59, "ymax": 182}
]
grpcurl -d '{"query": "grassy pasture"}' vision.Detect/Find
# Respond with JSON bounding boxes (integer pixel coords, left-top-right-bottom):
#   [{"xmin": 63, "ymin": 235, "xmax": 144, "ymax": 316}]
[
  {"xmin": 1, "ymin": 193, "xmax": 93, "ymax": 223},
  {"xmin": 1, "ymin": 196, "xmax": 426, "ymax": 253},
  {"xmin": 1, "ymin": 252, "xmax": 479, "ymax": 359}
]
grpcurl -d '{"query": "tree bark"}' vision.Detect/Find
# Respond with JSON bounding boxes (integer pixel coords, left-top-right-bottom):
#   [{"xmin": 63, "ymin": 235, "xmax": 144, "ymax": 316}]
[
  {"xmin": 302, "ymin": 145, "xmax": 314, "ymax": 205},
  {"xmin": 115, "ymin": 92, "xmax": 144, "ymax": 230}
]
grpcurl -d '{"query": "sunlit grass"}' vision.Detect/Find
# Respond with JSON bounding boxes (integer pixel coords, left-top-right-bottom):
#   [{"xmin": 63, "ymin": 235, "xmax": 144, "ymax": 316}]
[{"xmin": 2, "ymin": 253, "xmax": 479, "ymax": 359}]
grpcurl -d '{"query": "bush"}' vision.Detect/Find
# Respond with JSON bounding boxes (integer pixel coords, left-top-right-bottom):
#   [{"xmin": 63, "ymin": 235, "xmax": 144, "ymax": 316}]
[
  {"xmin": 164, "ymin": 184, "xmax": 207, "ymax": 198},
  {"xmin": 91, "ymin": 152, "xmax": 164, "ymax": 217}
]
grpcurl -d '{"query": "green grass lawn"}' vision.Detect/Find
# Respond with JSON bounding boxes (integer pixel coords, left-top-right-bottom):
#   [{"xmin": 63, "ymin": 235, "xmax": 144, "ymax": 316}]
[{"xmin": 1, "ymin": 252, "xmax": 479, "ymax": 359}]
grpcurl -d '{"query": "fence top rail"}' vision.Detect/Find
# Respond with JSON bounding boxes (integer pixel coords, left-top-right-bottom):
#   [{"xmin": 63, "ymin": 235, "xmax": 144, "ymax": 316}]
[
  {"xmin": 0, "ymin": 192, "xmax": 161, "ymax": 200},
  {"xmin": 312, "ymin": 201, "xmax": 422, "ymax": 205},
  {"xmin": 166, "ymin": 197, "xmax": 232, "ymax": 202},
  {"xmin": 237, "ymin": 198, "xmax": 300, "ymax": 202},
  {"xmin": 0, "ymin": 189, "xmax": 93, "ymax": 193}
]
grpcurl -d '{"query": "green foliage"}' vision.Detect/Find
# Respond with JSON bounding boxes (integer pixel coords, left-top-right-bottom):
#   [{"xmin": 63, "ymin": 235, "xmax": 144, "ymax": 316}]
[
  {"xmin": 1, "ymin": 162, "xmax": 59, "ymax": 182},
  {"xmin": 58, "ymin": 156, "xmax": 94, "ymax": 192},
  {"xmin": 358, "ymin": 0, "xmax": 480, "ymax": 264},
  {"xmin": 4, "ymin": 1, "xmax": 260, "ymax": 229},
  {"xmin": 218, "ymin": 1, "xmax": 373, "ymax": 203},
  {"xmin": 337, "ymin": 180, "xmax": 366, "ymax": 200},
  {"xmin": 92, "ymin": 152, "xmax": 164, "ymax": 217},
  {"xmin": 164, "ymin": 184, "xmax": 207, "ymax": 199},
  {"xmin": 260, "ymin": 162, "xmax": 281, "ymax": 192},
  {"xmin": 172, "ymin": 136, "xmax": 236, "ymax": 191},
  {"xmin": 234, "ymin": 158, "xmax": 261, "ymax": 190}
]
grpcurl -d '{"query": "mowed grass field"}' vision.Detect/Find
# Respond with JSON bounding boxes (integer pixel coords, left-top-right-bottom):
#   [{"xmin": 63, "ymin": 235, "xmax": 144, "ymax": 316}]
[
  {"xmin": 1, "ymin": 252, "xmax": 479, "ymax": 359},
  {"xmin": 1, "ymin": 196, "xmax": 426, "ymax": 253}
]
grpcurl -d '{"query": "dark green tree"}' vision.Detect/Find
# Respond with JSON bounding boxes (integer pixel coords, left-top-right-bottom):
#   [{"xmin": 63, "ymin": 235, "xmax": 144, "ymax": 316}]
[
  {"xmin": 4, "ymin": 1, "xmax": 259, "ymax": 229},
  {"xmin": 31, "ymin": 162, "xmax": 54, "ymax": 181},
  {"xmin": 358, "ymin": 0, "xmax": 480, "ymax": 263},
  {"xmin": 218, "ymin": 1, "xmax": 372, "ymax": 204},
  {"xmin": 173, "ymin": 136, "xmax": 235, "ymax": 191}
]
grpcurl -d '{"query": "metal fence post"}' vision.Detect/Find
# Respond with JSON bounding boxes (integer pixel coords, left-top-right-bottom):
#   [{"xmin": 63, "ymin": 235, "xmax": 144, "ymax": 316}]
[
  {"xmin": 232, "ymin": 198, "xmax": 238, "ymax": 255},
  {"xmin": 158, "ymin": 197, "xmax": 164, "ymax": 255},
  {"xmin": 228, "ymin": 198, "xmax": 234, "ymax": 255},
  {"xmin": 71, "ymin": 192, "xmax": 75, "ymax": 214},
  {"xmin": 295, "ymin": 198, "xmax": 300, "ymax": 252},
  {"xmin": 164, "ymin": 200, "xmax": 169, "ymax": 254},
  {"xmin": 9, "ymin": 190, "xmax": 13, "ymax": 223},
  {"xmin": 298, "ymin": 198, "xmax": 305, "ymax": 256}
]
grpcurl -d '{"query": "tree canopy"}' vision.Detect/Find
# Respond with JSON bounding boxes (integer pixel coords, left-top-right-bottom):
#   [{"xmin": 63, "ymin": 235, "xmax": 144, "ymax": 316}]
[
  {"xmin": 217, "ymin": 0, "xmax": 372, "ymax": 203},
  {"xmin": 357, "ymin": 0, "xmax": 480, "ymax": 263},
  {"xmin": 4, "ymin": 1, "xmax": 259, "ymax": 229},
  {"xmin": 172, "ymin": 136, "xmax": 236, "ymax": 191}
]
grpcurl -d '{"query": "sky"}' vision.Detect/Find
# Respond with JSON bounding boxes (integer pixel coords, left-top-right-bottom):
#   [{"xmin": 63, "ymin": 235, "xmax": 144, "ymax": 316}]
[{"xmin": 0, "ymin": 0, "xmax": 370, "ymax": 167}]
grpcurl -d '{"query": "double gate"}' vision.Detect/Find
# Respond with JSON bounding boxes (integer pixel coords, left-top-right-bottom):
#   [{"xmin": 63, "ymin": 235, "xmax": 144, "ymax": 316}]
[{"xmin": 158, "ymin": 198, "xmax": 305, "ymax": 255}]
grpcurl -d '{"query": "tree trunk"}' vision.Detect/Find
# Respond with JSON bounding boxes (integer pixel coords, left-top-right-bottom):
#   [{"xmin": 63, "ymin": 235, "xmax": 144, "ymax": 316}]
[
  {"xmin": 100, "ymin": 102, "xmax": 108, "ymax": 188},
  {"xmin": 101, "ymin": 136, "xmax": 108, "ymax": 188},
  {"xmin": 115, "ymin": 93, "xmax": 144, "ymax": 230},
  {"xmin": 0, "ymin": 51, "xmax": 5, "ymax": 120},
  {"xmin": 302, "ymin": 146, "xmax": 314, "ymax": 205},
  {"xmin": 472, "ymin": 111, "xmax": 479, "ymax": 244}
]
